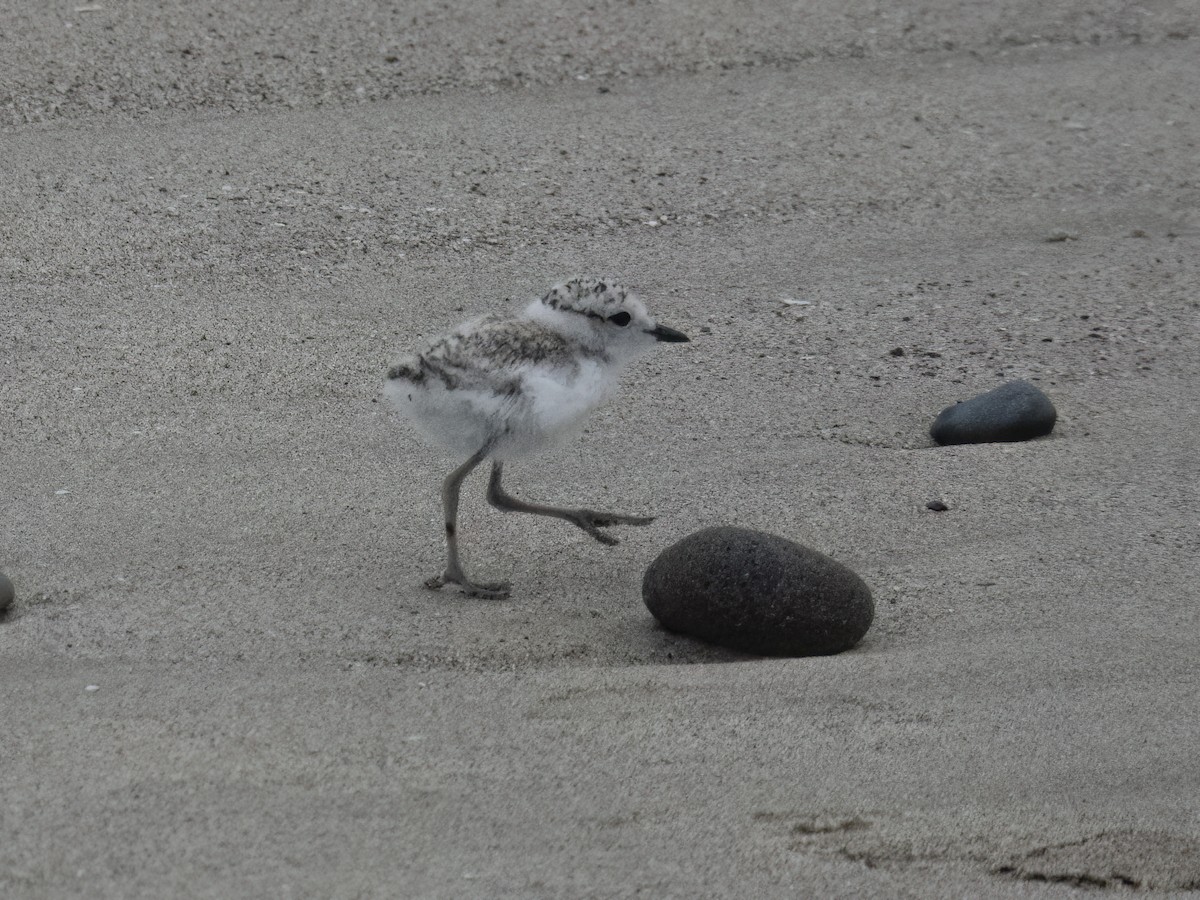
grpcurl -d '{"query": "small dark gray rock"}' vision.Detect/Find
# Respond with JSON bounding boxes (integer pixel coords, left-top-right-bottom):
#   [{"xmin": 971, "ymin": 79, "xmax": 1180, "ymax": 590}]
[
  {"xmin": 0, "ymin": 573, "xmax": 13, "ymax": 614},
  {"xmin": 643, "ymin": 526, "xmax": 874, "ymax": 656},
  {"xmin": 931, "ymin": 379, "xmax": 1056, "ymax": 445},
  {"xmin": 926, "ymin": 500, "xmax": 949, "ymax": 511}
]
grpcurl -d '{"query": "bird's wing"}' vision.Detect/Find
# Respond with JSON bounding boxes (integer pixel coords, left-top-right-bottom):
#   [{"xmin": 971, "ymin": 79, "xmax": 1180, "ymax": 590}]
[{"xmin": 414, "ymin": 319, "xmax": 579, "ymax": 394}]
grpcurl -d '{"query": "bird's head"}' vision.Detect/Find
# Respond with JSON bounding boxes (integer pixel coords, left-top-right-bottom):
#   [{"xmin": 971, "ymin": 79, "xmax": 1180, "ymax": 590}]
[{"xmin": 531, "ymin": 277, "xmax": 689, "ymax": 359}]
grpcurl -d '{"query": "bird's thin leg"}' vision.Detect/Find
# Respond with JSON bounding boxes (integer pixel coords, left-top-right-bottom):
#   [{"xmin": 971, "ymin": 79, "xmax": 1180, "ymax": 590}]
[
  {"xmin": 425, "ymin": 441, "xmax": 510, "ymax": 599},
  {"xmin": 486, "ymin": 460, "xmax": 654, "ymax": 546}
]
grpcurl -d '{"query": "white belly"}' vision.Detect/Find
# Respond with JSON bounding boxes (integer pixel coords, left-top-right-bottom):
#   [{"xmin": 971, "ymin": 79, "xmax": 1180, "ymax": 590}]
[{"xmin": 385, "ymin": 358, "xmax": 618, "ymax": 460}]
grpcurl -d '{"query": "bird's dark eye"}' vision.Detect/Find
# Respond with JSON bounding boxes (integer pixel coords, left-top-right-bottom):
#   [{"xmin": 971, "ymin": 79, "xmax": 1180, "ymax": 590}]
[{"xmin": 608, "ymin": 311, "xmax": 632, "ymax": 326}]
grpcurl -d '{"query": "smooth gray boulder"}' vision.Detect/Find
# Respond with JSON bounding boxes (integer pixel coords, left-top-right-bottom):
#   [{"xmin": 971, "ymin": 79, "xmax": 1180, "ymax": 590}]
[
  {"xmin": 643, "ymin": 526, "xmax": 874, "ymax": 656},
  {"xmin": 931, "ymin": 379, "xmax": 1057, "ymax": 445}
]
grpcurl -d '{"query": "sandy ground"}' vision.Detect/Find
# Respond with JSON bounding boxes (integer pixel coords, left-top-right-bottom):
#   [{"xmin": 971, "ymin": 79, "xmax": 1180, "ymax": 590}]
[{"xmin": 3, "ymin": 2, "xmax": 1199, "ymax": 897}]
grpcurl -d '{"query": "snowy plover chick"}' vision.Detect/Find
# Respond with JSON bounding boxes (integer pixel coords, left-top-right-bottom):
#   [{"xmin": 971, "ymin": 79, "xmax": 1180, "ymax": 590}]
[{"xmin": 384, "ymin": 277, "xmax": 689, "ymax": 599}]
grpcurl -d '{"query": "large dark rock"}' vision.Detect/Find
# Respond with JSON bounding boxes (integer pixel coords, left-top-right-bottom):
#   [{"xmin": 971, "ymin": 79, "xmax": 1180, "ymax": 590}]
[
  {"xmin": 931, "ymin": 379, "xmax": 1057, "ymax": 445},
  {"xmin": 643, "ymin": 526, "xmax": 874, "ymax": 656}
]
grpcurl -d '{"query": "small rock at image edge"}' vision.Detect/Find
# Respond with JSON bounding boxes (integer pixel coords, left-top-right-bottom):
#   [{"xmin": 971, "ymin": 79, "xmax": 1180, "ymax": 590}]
[{"xmin": 0, "ymin": 573, "xmax": 14, "ymax": 614}]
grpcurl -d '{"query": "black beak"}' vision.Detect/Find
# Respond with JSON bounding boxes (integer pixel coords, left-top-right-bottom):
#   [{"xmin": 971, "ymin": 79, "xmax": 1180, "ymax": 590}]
[{"xmin": 646, "ymin": 323, "xmax": 690, "ymax": 343}]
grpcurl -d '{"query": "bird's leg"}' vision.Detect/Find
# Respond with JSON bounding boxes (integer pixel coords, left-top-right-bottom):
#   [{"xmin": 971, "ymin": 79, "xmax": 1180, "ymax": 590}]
[
  {"xmin": 425, "ymin": 442, "xmax": 511, "ymax": 599},
  {"xmin": 486, "ymin": 460, "xmax": 654, "ymax": 546}
]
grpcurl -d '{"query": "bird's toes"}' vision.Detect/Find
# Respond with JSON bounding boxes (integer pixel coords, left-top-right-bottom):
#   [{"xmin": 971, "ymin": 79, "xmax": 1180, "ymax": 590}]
[
  {"xmin": 617, "ymin": 514, "xmax": 655, "ymax": 527},
  {"xmin": 426, "ymin": 573, "xmax": 511, "ymax": 599},
  {"xmin": 573, "ymin": 518, "xmax": 618, "ymax": 543},
  {"xmin": 588, "ymin": 527, "xmax": 621, "ymax": 546},
  {"xmin": 463, "ymin": 580, "xmax": 511, "ymax": 600},
  {"xmin": 587, "ymin": 513, "xmax": 655, "ymax": 528}
]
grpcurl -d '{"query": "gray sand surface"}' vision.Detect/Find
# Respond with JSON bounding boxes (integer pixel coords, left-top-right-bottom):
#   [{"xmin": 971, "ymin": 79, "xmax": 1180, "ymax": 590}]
[{"xmin": 3, "ymin": 2, "xmax": 1198, "ymax": 896}]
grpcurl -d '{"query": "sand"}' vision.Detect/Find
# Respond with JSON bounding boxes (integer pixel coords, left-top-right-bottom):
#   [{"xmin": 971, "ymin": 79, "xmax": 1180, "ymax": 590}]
[{"xmin": 2, "ymin": 2, "xmax": 1198, "ymax": 896}]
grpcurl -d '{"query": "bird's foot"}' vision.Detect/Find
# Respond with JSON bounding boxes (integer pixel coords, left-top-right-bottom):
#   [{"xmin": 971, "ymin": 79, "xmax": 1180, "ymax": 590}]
[
  {"xmin": 570, "ymin": 510, "xmax": 656, "ymax": 545},
  {"xmin": 425, "ymin": 572, "xmax": 511, "ymax": 599}
]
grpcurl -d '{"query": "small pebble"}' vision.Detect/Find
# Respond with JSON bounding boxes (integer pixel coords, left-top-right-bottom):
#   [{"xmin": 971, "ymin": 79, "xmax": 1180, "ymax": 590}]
[
  {"xmin": 0, "ymin": 573, "xmax": 13, "ymax": 614},
  {"xmin": 643, "ymin": 526, "xmax": 874, "ymax": 656},
  {"xmin": 1044, "ymin": 230, "xmax": 1079, "ymax": 242},
  {"xmin": 931, "ymin": 379, "xmax": 1057, "ymax": 445},
  {"xmin": 926, "ymin": 500, "xmax": 950, "ymax": 512}
]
